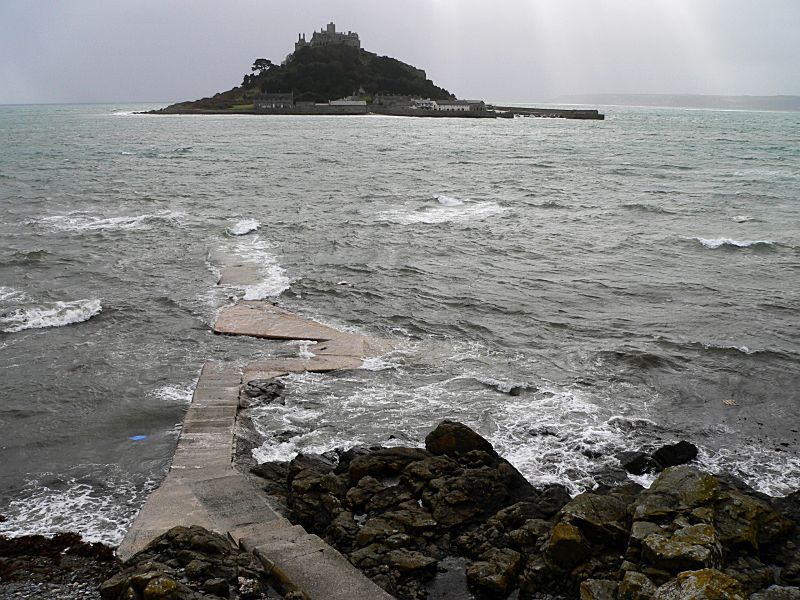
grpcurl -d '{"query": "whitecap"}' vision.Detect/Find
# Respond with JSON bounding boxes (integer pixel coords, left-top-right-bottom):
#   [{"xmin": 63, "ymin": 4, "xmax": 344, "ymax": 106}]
[
  {"xmin": 227, "ymin": 219, "xmax": 260, "ymax": 236},
  {"xmin": 694, "ymin": 237, "xmax": 776, "ymax": 249},
  {"xmin": 0, "ymin": 299, "xmax": 102, "ymax": 333},
  {"xmin": 381, "ymin": 201, "xmax": 507, "ymax": 225},
  {"xmin": 435, "ymin": 194, "xmax": 465, "ymax": 206},
  {"xmin": 731, "ymin": 215, "xmax": 755, "ymax": 223},
  {"xmin": 243, "ymin": 264, "xmax": 292, "ymax": 300},
  {"xmin": 29, "ymin": 211, "xmax": 184, "ymax": 232}
]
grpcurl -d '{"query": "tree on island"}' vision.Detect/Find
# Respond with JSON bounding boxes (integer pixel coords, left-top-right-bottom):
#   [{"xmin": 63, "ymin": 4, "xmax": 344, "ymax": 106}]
[{"xmin": 251, "ymin": 58, "xmax": 274, "ymax": 75}]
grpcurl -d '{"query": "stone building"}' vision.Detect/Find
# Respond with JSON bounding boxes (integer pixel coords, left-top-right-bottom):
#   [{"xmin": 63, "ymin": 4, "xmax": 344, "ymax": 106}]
[
  {"xmin": 254, "ymin": 92, "xmax": 294, "ymax": 110},
  {"xmin": 295, "ymin": 22, "xmax": 360, "ymax": 52}
]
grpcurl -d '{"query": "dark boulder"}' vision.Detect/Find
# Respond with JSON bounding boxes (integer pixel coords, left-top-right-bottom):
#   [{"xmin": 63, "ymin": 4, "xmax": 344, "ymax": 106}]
[
  {"xmin": 653, "ymin": 440, "xmax": 698, "ymax": 468},
  {"xmin": 349, "ymin": 447, "xmax": 432, "ymax": 483},
  {"xmin": 424, "ymin": 420, "xmax": 497, "ymax": 458},
  {"xmin": 618, "ymin": 451, "xmax": 657, "ymax": 476}
]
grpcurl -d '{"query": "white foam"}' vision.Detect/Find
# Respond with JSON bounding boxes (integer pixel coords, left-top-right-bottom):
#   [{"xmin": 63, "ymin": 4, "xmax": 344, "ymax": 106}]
[
  {"xmin": 0, "ymin": 299, "xmax": 102, "ymax": 333},
  {"xmin": 0, "ymin": 286, "xmax": 29, "ymax": 303},
  {"xmin": 151, "ymin": 384, "xmax": 194, "ymax": 406},
  {"xmin": 228, "ymin": 219, "xmax": 260, "ymax": 236},
  {"xmin": 694, "ymin": 237, "xmax": 775, "ymax": 249},
  {"xmin": 360, "ymin": 356, "xmax": 401, "ymax": 371},
  {"xmin": 228, "ymin": 238, "xmax": 292, "ymax": 300},
  {"xmin": 0, "ymin": 471, "xmax": 157, "ymax": 545},
  {"xmin": 243, "ymin": 265, "xmax": 292, "ymax": 300},
  {"xmin": 435, "ymin": 194, "xmax": 465, "ymax": 207},
  {"xmin": 287, "ymin": 340, "xmax": 318, "ymax": 360},
  {"xmin": 380, "ymin": 201, "xmax": 508, "ymax": 225},
  {"xmin": 731, "ymin": 215, "xmax": 755, "ymax": 223},
  {"xmin": 29, "ymin": 211, "xmax": 184, "ymax": 232},
  {"xmin": 696, "ymin": 446, "xmax": 800, "ymax": 497}
]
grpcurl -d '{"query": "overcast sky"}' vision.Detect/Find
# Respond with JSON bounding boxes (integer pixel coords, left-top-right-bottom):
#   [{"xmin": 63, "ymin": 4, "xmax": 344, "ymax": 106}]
[{"xmin": 1, "ymin": 0, "xmax": 798, "ymax": 104}]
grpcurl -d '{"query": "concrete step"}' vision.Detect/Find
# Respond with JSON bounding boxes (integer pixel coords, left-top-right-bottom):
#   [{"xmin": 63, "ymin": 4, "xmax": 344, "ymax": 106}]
[{"xmin": 254, "ymin": 537, "xmax": 395, "ymax": 600}]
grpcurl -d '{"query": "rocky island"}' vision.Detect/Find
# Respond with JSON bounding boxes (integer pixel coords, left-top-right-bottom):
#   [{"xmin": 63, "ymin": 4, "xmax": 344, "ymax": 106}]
[{"xmin": 149, "ymin": 22, "xmax": 603, "ymax": 120}]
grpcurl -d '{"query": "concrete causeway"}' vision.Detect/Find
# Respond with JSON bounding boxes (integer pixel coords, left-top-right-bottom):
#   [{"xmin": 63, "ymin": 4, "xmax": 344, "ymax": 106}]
[{"xmin": 118, "ymin": 303, "xmax": 395, "ymax": 599}]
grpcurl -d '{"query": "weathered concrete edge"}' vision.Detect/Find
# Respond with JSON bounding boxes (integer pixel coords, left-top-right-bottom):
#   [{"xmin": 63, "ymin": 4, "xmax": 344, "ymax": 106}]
[{"xmin": 118, "ymin": 360, "xmax": 395, "ymax": 600}]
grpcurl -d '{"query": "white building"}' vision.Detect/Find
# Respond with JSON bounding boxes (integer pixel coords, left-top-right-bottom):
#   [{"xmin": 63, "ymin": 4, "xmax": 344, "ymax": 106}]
[
  {"xmin": 411, "ymin": 98, "xmax": 438, "ymax": 110},
  {"xmin": 436, "ymin": 100, "xmax": 471, "ymax": 112},
  {"xmin": 330, "ymin": 99, "xmax": 367, "ymax": 107}
]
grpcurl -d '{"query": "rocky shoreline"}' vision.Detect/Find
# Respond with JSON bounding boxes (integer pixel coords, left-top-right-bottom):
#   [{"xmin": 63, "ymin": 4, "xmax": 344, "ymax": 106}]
[
  {"xmin": 2, "ymin": 393, "xmax": 798, "ymax": 599},
  {"xmin": 242, "ymin": 411, "xmax": 799, "ymax": 599}
]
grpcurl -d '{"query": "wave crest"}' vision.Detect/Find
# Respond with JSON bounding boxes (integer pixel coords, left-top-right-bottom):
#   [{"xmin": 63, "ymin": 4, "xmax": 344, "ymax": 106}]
[
  {"xmin": 0, "ymin": 299, "xmax": 102, "ymax": 333},
  {"xmin": 694, "ymin": 237, "xmax": 776, "ymax": 250},
  {"xmin": 227, "ymin": 219, "xmax": 260, "ymax": 236},
  {"xmin": 29, "ymin": 211, "xmax": 184, "ymax": 232},
  {"xmin": 435, "ymin": 194, "xmax": 465, "ymax": 207}
]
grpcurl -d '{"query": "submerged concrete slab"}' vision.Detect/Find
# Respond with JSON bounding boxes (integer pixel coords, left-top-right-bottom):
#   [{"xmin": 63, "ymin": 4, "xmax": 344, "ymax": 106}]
[
  {"xmin": 214, "ymin": 301, "xmax": 343, "ymax": 341},
  {"xmin": 217, "ymin": 265, "xmax": 261, "ymax": 287}
]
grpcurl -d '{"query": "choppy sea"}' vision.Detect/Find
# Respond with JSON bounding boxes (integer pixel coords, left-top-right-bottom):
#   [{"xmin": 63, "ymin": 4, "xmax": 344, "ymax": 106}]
[{"xmin": 0, "ymin": 104, "xmax": 798, "ymax": 545}]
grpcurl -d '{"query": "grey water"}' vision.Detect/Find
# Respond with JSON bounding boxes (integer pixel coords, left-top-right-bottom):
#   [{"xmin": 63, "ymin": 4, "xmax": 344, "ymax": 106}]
[{"xmin": 0, "ymin": 104, "xmax": 798, "ymax": 545}]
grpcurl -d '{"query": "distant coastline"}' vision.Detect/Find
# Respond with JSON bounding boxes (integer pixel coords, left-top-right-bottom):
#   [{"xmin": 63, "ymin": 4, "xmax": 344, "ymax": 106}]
[{"xmin": 547, "ymin": 93, "xmax": 800, "ymax": 112}]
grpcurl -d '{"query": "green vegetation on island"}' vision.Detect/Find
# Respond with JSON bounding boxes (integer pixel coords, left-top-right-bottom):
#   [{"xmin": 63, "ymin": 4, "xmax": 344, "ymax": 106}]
[{"xmin": 154, "ymin": 44, "xmax": 453, "ymax": 114}]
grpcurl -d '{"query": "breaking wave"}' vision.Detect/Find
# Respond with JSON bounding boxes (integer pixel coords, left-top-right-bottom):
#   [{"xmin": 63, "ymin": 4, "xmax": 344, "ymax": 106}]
[
  {"xmin": 0, "ymin": 469, "xmax": 156, "ymax": 545},
  {"xmin": 0, "ymin": 299, "xmax": 102, "ymax": 333},
  {"xmin": 28, "ymin": 211, "xmax": 184, "ymax": 232},
  {"xmin": 380, "ymin": 201, "xmax": 507, "ymax": 225},
  {"xmin": 435, "ymin": 194, "xmax": 465, "ymax": 207},
  {"xmin": 227, "ymin": 219, "xmax": 260, "ymax": 236},
  {"xmin": 693, "ymin": 237, "xmax": 777, "ymax": 250}
]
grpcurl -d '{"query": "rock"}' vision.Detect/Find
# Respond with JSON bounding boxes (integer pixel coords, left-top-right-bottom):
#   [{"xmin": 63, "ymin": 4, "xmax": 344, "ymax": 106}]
[
  {"xmin": 774, "ymin": 491, "xmax": 800, "ymax": 526},
  {"xmin": 535, "ymin": 484, "xmax": 573, "ymax": 517},
  {"xmin": 750, "ymin": 586, "xmax": 800, "ymax": 599},
  {"xmin": 714, "ymin": 489, "xmax": 792, "ymax": 551},
  {"xmin": 422, "ymin": 464, "xmax": 532, "ymax": 527},
  {"xmin": 780, "ymin": 561, "xmax": 800, "ymax": 586},
  {"xmin": 618, "ymin": 451, "xmax": 657, "ymax": 476},
  {"xmin": 619, "ymin": 571, "xmax": 657, "ymax": 600},
  {"xmin": 202, "ymin": 577, "xmax": 229, "ymax": 595},
  {"xmin": 509, "ymin": 386, "xmax": 524, "ymax": 396},
  {"xmin": 400, "ymin": 456, "xmax": 461, "ymax": 495},
  {"xmin": 240, "ymin": 378, "xmax": 285, "ymax": 407},
  {"xmin": 654, "ymin": 568, "xmax": 746, "ymax": 600},
  {"xmin": 349, "ymin": 447, "xmax": 432, "ymax": 483},
  {"xmin": 465, "ymin": 548, "xmax": 521, "ymax": 596},
  {"xmin": 507, "ymin": 518, "xmax": 553, "ymax": 550},
  {"xmin": 635, "ymin": 467, "xmax": 720, "ymax": 522},
  {"xmin": 365, "ymin": 485, "xmax": 415, "ymax": 514},
  {"xmin": 546, "ymin": 522, "xmax": 590, "ymax": 569},
  {"xmin": 288, "ymin": 452, "xmax": 336, "ymax": 478},
  {"xmin": 384, "ymin": 549, "xmax": 437, "ymax": 573},
  {"xmin": 653, "ymin": 441, "xmax": 699, "ymax": 469},
  {"xmin": 580, "ymin": 579, "xmax": 619, "ymax": 600},
  {"xmin": 288, "ymin": 456, "xmax": 348, "ymax": 533},
  {"xmin": 424, "ymin": 420, "xmax": 497, "ymax": 458},
  {"xmin": 103, "ymin": 525, "xmax": 274, "ymax": 600},
  {"xmin": 642, "ymin": 524, "xmax": 723, "ymax": 572},
  {"xmin": 142, "ymin": 575, "xmax": 184, "ymax": 599},
  {"xmin": 560, "ymin": 492, "xmax": 631, "ymax": 547}
]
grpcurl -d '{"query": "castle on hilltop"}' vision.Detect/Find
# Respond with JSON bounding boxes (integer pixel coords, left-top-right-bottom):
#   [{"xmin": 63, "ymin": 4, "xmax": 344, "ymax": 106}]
[{"xmin": 295, "ymin": 22, "xmax": 360, "ymax": 52}]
